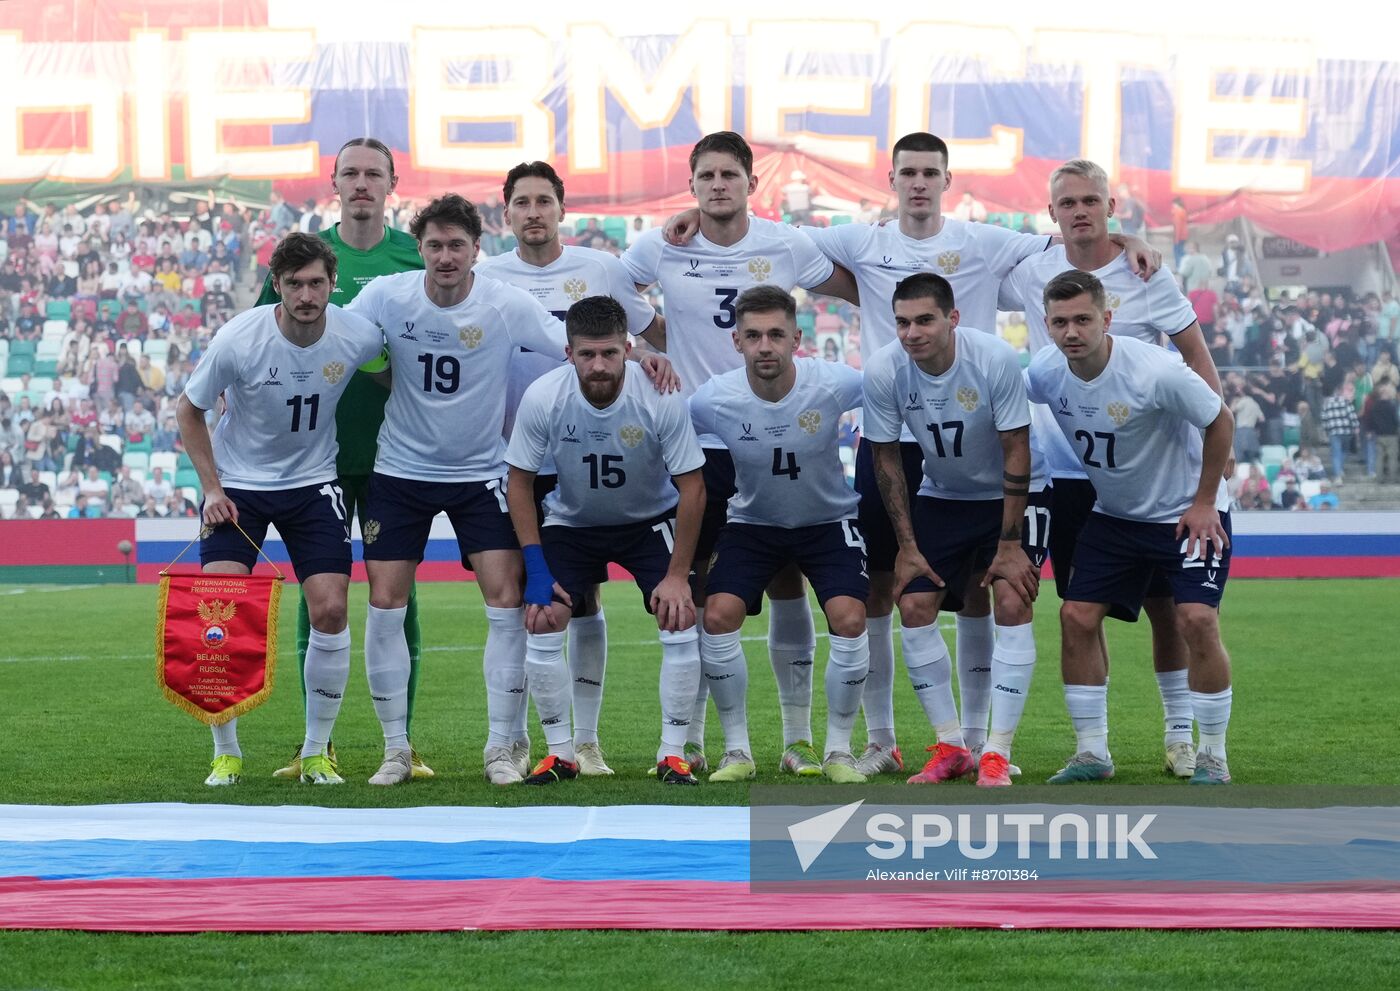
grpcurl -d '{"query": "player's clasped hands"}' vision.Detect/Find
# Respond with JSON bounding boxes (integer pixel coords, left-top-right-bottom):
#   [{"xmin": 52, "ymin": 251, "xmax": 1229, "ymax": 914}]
[
  {"xmin": 1175, "ymin": 503, "xmax": 1229, "ymax": 562},
  {"xmin": 648, "ymin": 575, "xmax": 696, "ymax": 633},
  {"xmin": 982, "ymin": 543, "xmax": 1040, "ymax": 605}
]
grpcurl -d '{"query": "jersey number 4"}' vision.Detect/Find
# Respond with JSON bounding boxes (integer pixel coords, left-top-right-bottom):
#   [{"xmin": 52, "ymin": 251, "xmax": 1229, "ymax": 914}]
[{"xmin": 771, "ymin": 448, "xmax": 801, "ymax": 479}]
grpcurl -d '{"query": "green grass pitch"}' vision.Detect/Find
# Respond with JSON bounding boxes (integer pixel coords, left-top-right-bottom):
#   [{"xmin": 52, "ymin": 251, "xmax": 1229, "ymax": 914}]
[{"xmin": 0, "ymin": 578, "xmax": 1396, "ymax": 986}]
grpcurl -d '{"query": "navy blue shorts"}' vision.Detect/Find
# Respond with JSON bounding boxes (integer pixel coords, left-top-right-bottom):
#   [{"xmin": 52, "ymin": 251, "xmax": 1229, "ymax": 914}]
[
  {"xmin": 543, "ymin": 512, "xmax": 678, "ymax": 616},
  {"xmin": 1066, "ymin": 511, "xmax": 1233, "ymax": 621},
  {"xmin": 361, "ymin": 471, "xmax": 518, "ymax": 565},
  {"xmin": 854, "ymin": 439, "xmax": 925, "ymax": 572},
  {"xmin": 200, "ymin": 482, "xmax": 351, "ymax": 580},
  {"xmin": 1050, "ymin": 477, "xmax": 1171, "ymax": 606},
  {"xmin": 707, "ymin": 520, "xmax": 870, "ymax": 616},
  {"xmin": 902, "ymin": 490, "xmax": 1053, "ymax": 613},
  {"xmin": 694, "ymin": 448, "xmax": 737, "ymax": 563}
]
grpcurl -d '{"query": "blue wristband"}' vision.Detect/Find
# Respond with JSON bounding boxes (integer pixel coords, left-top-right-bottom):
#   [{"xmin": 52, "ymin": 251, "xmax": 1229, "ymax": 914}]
[{"xmin": 522, "ymin": 544, "xmax": 556, "ymax": 606}]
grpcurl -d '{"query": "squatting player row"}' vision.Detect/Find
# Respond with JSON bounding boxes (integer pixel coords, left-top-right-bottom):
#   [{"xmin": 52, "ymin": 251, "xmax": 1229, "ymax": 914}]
[{"xmin": 177, "ymin": 131, "xmax": 1236, "ymax": 790}]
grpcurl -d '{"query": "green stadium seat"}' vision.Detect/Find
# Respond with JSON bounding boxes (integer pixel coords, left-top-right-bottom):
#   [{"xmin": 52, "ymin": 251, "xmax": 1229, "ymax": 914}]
[
  {"xmin": 177, "ymin": 452, "xmax": 194, "ymax": 470},
  {"xmin": 45, "ymin": 300, "xmax": 71, "ymax": 321},
  {"xmin": 32, "ymin": 358, "xmax": 58, "ymax": 377},
  {"xmin": 796, "ymin": 312, "xmax": 817, "ymax": 335},
  {"xmin": 98, "ymin": 470, "xmax": 114, "ymax": 485},
  {"xmin": 830, "ymin": 214, "xmax": 852, "ymax": 226},
  {"xmin": 122, "ymin": 452, "xmax": 149, "ymax": 471},
  {"xmin": 175, "ymin": 468, "xmax": 201, "ymax": 490},
  {"xmin": 99, "ymin": 299, "xmax": 123, "ymax": 321},
  {"xmin": 125, "ymin": 436, "xmax": 152, "ymax": 454},
  {"xmin": 602, "ymin": 216, "xmax": 628, "ymax": 241},
  {"xmin": 987, "ymin": 212, "xmax": 1011, "ymax": 228},
  {"xmin": 8, "ymin": 340, "xmax": 36, "ymax": 357},
  {"xmin": 1265, "ymin": 464, "xmax": 1281, "ymax": 483},
  {"xmin": 6, "ymin": 354, "xmax": 33, "ymax": 376},
  {"xmin": 1282, "ymin": 426, "xmax": 1300, "ymax": 447}
]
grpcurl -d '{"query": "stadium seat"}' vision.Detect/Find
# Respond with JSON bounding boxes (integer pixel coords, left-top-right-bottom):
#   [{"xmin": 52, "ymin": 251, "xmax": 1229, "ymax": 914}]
[
  {"xmin": 37, "ymin": 471, "xmax": 57, "ymax": 492},
  {"xmin": 29, "ymin": 376, "xmax": 53, "ymax": 394},
  {"xmin": 8, "ymin": 340, "xmax": 36, "ymax": 358},
  {"xmin": 145, "ymin": 340, "xmax": 170, "ymax": 362},
  {"xmin": 1282, "ymin": 426, "xmax": 1300, "ymax": 447},
  {"xmin": 125, "ymin": 436, "xmax": 152, "ymax": 454},
  {"xmin": 602, "ymin": 216, "xmax": 628, "ymax": 242},
  {"xmin": 1260, "ymin": 445, "xmax": 1287, "ymax": 466},
  {"xmin": 42, "ymin": 320, "xmax": 68, "ymax": 339},
  {"xmin": 796, "ymin": 312, "xmax": 816, "ymax": 335},
  {"xmin": 99, "ymin": 434, "xmax": 123, "ymax": 454},
  {"xmin": 830, "ymin": 214, "xmax": 852, "ymax": 226},
  {"xmin": 0, "ymin": 376, "xmax": 20, "ymax": 393},
  {"xmin": 175, "ymin": 468, "xmax": 201, "ymax": 491},
  {"xmin": 45, "ymin": 300, "xmax": 72, "ymax": 321},
  {"xmin": 65, "ymin": 433, "xmax": 80, "ymax": 453},
  {"xmin": 0, "ymin": 340, "xmax": 7, "ymax": 362},
  {"xmin": 1265, "ymin": 464, "xmax": 1281, "ymax": 483},
  {"xmin": 6, "ymin": 355, "xmax": 33, "ymax": 376},
  {"xmin": 180, "ymin": 485, "xmax": 200, "ymax": 504},
  {"xmin": 177, "ymin": 452, "xmax": 194, "ymax": 470},
  {"xmin": 1300, "ymin": 480, "xmax": 1322, "ymax": 501},
  {"xmin": 122, "ymin": 452, "xmax": 150, "ymax": 471},
  {"xmin": 150, "ymin": 452, "xmax": 178, "ymax": 474},
  {"xmin": 35, "ymin": 339, "xmax": 63, "ymax": 359},
  {"xmin": 0, "ymin": 490, "xmax": 18, "ymax": 515},
  {"xmin": 99, "ymin": 299, "xmax": 123, "ymax": 321},
  {"xmin": 98, "ymin": 470, "xmax": 113, "ymax": 485}
]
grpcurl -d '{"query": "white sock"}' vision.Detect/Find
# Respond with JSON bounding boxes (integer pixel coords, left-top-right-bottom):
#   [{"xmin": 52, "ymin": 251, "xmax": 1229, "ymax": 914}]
[
  {"xmin": 210, "ymin": 718, "xmax": 240, "ymax": 758},
  {"xmin": 525, "ymin": 630, "xmax": 574, "ymax": 760},
  {"xmin": 365, "ymin": 605, "xmax": 410, "ymax": 752},
  {"xmin": 658, "ymin": 626, "xmax": 700, "ymax": 762},
  {"xmin": 768, "ymin": 596, "xmax": 816, "ymax": 745},
  {"xmin": 956, "ymin": 613, "xmax": 995, "ymax": 753},
  {"xmin": 687, "ymin": 608, "xmax": 709, "ymax": 748},
  {"xmin": 1064, "ymin": 683, "xmax": 1109, "ymax": 760},
  {"xmin": 1156, "ymin": 669, "xmax": 1195, "ymax": 746},
  {"xmin": 302, "ymin": 626, "xmax": 351, "ymax": 758},
  {"xmin": 900, "ymin": 623, "xmax": 964, "ymax": 746},
  {"xmin": 569, "ymin": 610, "xmax": 607, "ymax": 746},
  {"xmin": 482, "ymin": 605, "xmax": 525, "ymax": 752},
  {"xmin": 1192, "ymin": 687, "xmax": 1232, "ymax": 760},
  {"xmin": 861, "ymin": 613, "xmax": 896, "ymax": 747},
  {"xmin": 700, "ymin": 627, "xmax": 750, "ymax": 754},
  {"xmin": 824, "ymin": 632, "xmax": 869, "ymax": 755},
  {"xmin": 986, "ymin": 623, "xmax": 1035, "ymax": 759}
]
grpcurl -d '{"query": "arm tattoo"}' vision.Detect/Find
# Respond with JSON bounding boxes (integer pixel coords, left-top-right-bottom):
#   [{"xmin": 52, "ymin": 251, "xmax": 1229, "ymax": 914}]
[
  {"xmin": 1000, "ymin": 521, "xmax": 1023, "ymax": 540},
  {"xmin": 1002, "ymin": 470, "xmax": 1031, "ymax": 484},
  {"xmin": 874, "ymin": 447, "xmax": 914, "ymax": 541},
  {"xmin": 1002, "ymin": 485, "xmax": 1030, "ymax": 498}
]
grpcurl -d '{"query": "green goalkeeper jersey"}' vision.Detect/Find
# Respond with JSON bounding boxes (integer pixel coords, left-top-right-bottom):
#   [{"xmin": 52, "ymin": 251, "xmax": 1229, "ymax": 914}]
[{"xmin": 257, "ymin": 224, "xmax": 424, "ymax": 477}]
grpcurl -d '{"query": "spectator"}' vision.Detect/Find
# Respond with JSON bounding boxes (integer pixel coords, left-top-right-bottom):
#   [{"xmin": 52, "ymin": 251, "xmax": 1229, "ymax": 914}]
[
  {"xmin": 1362, "ymin": 382, "xmax": 1399, "ymax": 481},
  {"xmin": 145, "ymin": 465, "xmax": 173, "ymax": 503},
  {"xmin": 1229, "ymin": 389, "xmax": 1264, "ymax": 463},
  {"xmin": 112, "ymin": 465, "xmax": 145, "ymax": 505},
  {"xmin": 1178, "ymin": 240, "xmax": 1213, "ymax": 294},
  {"xmin": 116, "ymin": 299, "xmax": 148, "ymax": 339},
  {"xmin": 67, "ymin": 493, "xmax": 103, "ymax": 519},
  {"xmin": 1295, "ymin": 400, "xmax": 1326, "ymax": 452},
  {"xmin": 1379, "ymin": 291, "xmax": 1399, "ymax": 346},
  {"xmin": 781, "ymin": 171, "xmax": 813, "ymax": 224},
  {"xmin": 165, "ymin": 492, "xmax": 197, "ymax": 518},
  {"xmin": 1235, "ymin": 463, "xmax": 1274, "ymax": 510},
  {"xmin": 0, "ymin": 450, "xmax": 24, "ymax": 488},
  {"xmin": 951, "ymin": 191, "xmax": 987, "ymax": 223},
  {"xmin": 136, "ymin": 496, "xmax": 164, "ymax": 518},
  {"xmin": 1307, "ymin": 480, "xmax": 1340, "ymax": 510},
  {"xmin": 1171, "ymin": 197, "xmax": 1188, "ymax": 267},
  {"xmin": 76, "ymin": 465, "xmax": 109, "ymax": 505},
  {"xmin": 126, "ymin": 398, "xmax": 155, "ymax": 442},
  {"xmin": 136, "ymin": 354, "xmax": 165, "ymax": 395},
  {"xmin": 626, "ymin": 216, "xmax": 647, "ymax": 248},
  {"xmin": 855, "ymin": 197, "xmax": 881, "ymax": 225},
  {"xmin": 0, "ymin": 415, "xmax": 24, "ymax": 463},
  {"xmin": 1295, "ymin": 446, "xmax": 1327, "ymax": 480},
  {"xmin": 1373, "ymin": 351, "xmax": 1400, "ymax": 391},
  {"xmin": 1114, "ymin": 184, "xmax": 1145, "ymax": 235},
  {"xmin": 115, "ymin": 352, "xmax": 143, "ymax": 411},
  {"xmin": 151, "ymin": 413, "xmax": 179, "ymax": 453},
  {"xmin": 1320, "ymin": 386, "xmax": 1360, "ymax": 483}
]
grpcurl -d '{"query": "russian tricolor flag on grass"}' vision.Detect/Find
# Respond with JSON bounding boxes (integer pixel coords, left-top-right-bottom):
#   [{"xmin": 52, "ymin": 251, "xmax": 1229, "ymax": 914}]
[{"xmin": 1, "ymin": 804, "xmax": 1397, "ymax": 931}]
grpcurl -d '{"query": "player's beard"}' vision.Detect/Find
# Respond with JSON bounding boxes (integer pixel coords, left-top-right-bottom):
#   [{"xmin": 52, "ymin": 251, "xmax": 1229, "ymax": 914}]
[
  {"xmin": 581, "ymin": 371, "xmax": 623, "ymax": 405},
  {"xmin": 347, "ymin": 202, "xmax": 377, "ymax": 222}
]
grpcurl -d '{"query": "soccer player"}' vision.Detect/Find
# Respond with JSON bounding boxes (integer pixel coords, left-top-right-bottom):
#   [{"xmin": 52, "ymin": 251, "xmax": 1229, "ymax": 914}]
[
  {"xmin": 622, "ymin": 130, "xmax": 860, "ymax": 776},
  {"xmin": 255, "ymin": 138, "xmax": 434, "ymax": 781},
  {"xmin": 177, "ymin": 233, "xmax": 387, "ymax": 786},
  {"xmin": 666, "ymin": 132, "xmax": 1154, "ymax": 777},
  {"xmin": 348, "ymin": 194, "xmax": 673, "ymax": 786},
  {"xmin": 1027, "ymin": 270, "xmax": 1235, "ymax": 785},
  {"xmin": 1000, "ymin": 159, "xmax": 1225, "ymax": 778},
  {"xmin": 689, "ymin": 286, "xmax": 871, "ymax": 783},
  {"xmin": 863, "ymin": 273, "xmax": 1045, "ymax": 787},
  {"xmin": 475, "ymin": 160, "xmax": 663, "ymax": 776},
  {"xmin": 504, "ymin": 295, "xmax": 706, "ymax": 786}
]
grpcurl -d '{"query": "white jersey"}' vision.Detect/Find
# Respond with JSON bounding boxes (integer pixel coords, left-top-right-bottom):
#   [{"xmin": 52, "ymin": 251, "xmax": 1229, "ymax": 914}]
[
  {"xmin": 863, "ymin": 329, "xmax": 1040, "ymax": 501},
  {"xmin": 477, "ymin": 244, "xmax": 657, "ymax": 475},
  {"xmin": 690, "ymin": 358, "xmax": 862, "ymax": 528},
  {"xmin": 1002, "ymin": 247, "xmax": 1199, "ymax": 479},
  {"xmin": 506, "ymin": 363, "xmax": 705, "ymax": 528},
  {"xmin": 805, "ymin": 218, "xmax": 1048, "ymax": 440},
  {"xmin": 1027, "ymin": 335, "xmax": 1226, "ymax": 523},
  {"xmin": 348, "ymin": 270, "xmax": 566, "ymax": 482},
  {"xmin": 621, "ymin": 219, "xmax": 834, "ymax": 444},
  {"xmin": 184, "ymin": 304, "xmax": 384, "ymax": 491},
  {"xmin": 474, "ymin": 244, "xmax": 656, "ymax": 330}
]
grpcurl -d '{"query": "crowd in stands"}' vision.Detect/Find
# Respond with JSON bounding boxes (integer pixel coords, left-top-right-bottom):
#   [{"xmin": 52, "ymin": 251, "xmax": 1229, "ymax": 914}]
[{"xmin": 3, "ymin": 187, "xmax": 1398, "ymax": 520}]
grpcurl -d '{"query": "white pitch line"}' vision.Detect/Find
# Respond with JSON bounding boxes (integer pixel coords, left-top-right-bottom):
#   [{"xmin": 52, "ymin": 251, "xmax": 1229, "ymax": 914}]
[{"xmin": 0, "ymin": 622, "xmax": 957, "ymax": 665}]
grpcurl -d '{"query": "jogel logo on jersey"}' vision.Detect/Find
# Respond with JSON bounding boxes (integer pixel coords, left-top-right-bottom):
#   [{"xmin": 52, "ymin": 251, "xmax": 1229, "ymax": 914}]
[
  {"xmin": 362, "ymin": 520, "xmax": 381, "ymax": 545},
  {"xmin": 619, "ymin": 424, "xmax": 645, "ymax": 448},
  {"xmin": 1106, "ymin": 293, "xmax": 1122, "ymax": 311},
  {"xmin": 459, "ymin": 326, "xmax": 484, "ymax": 349},
  {"xmin": 798, "ymin": 409, "xmax": 822, "ymax": 434},
  {"xmin": 957, "ymin": 387, "xmax": 979, "ymax": 411},
  {"xmin": 937, "ymin": 251, "xmax": 961, "ymax": 275},
  {"xmin": 197, "ymin": 599, "xmax": 236, "ymax": 648},
  {"xmin": 322, "ymin": 361, "xmax": 346, "ymax": 385},
  {"xmin": 747, "ymin": 257, "xmax": 772, "ymax": 282},
  {"xmin": 1107, "ymin": 402, "xmax": 1131, "ymax": 426},
  {"xmin": 563, "ymin": 278, "xmax": 588, "ymax": 302}
]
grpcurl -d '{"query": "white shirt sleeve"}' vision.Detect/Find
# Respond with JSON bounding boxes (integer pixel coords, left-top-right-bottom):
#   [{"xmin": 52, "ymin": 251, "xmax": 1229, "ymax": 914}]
[
  {"xmin": 977, "ymin": 224, "xmax": 1052, "ymax": 280},
  {"xmin": 861, "ymin": 349, "xmax": 903, "ymax": 443},
  {"xmin": 183, "ymin": 332, "xmax": 238, "ymax": 411},
  {"xmin": 654, "ymin": 391, "xmax": 707, "ymax": 476},
  {"xmin": 504, "ymin": 288, "xmax": 569, "ymax": 358},
  {"xmin": 830, "ymin": 362, "xmax": 865, "ymax": 411},
  {"xmin": 987, "ymin": 343, "xmax": 1032, "ymax": 432},
  {"xmin": 1151, "ymin": 352, "xmax": 1224, "ymax": 429},
  {"xmin": 344, "ymin": 275, "xmax": 384, "ymax": 325},
  {"xmin": 503, "ymin": 381, "xmax": 552, "ymax": 473},
  {"xmin": 1144, "ymin": 267, "xmax": 1199, "ymax": 336},
  {"xmin": 602, "ymin": 253, "xmax": 658, "ymax": 335},
  {"xmin": 688, "ymin": 381, "xmax": 719, "ymax": 439},
  {"xmin": 785, "ymin": 227, "xmax": 837, "ymax": 290},
  {"xmin": 998, "ymin": 256, "xmax": 1031, "ymax": 312},
  {"xmin": 801, "ymin": 224, "xmax": 859, "ymax": 270},
  {"xmin": 1025, "ymin": 349, "xmax": 1055, "ymax": 405},
  {"xmin": 620, "ymin": 229, "xmax": 664, "ymax": 287}
]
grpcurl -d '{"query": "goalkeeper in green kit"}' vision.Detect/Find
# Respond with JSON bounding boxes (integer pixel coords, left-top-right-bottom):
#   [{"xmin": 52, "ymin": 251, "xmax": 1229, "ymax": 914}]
[{"xmin": 257, "ymin": 138, "xmax": 434, "ymax": 779}]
